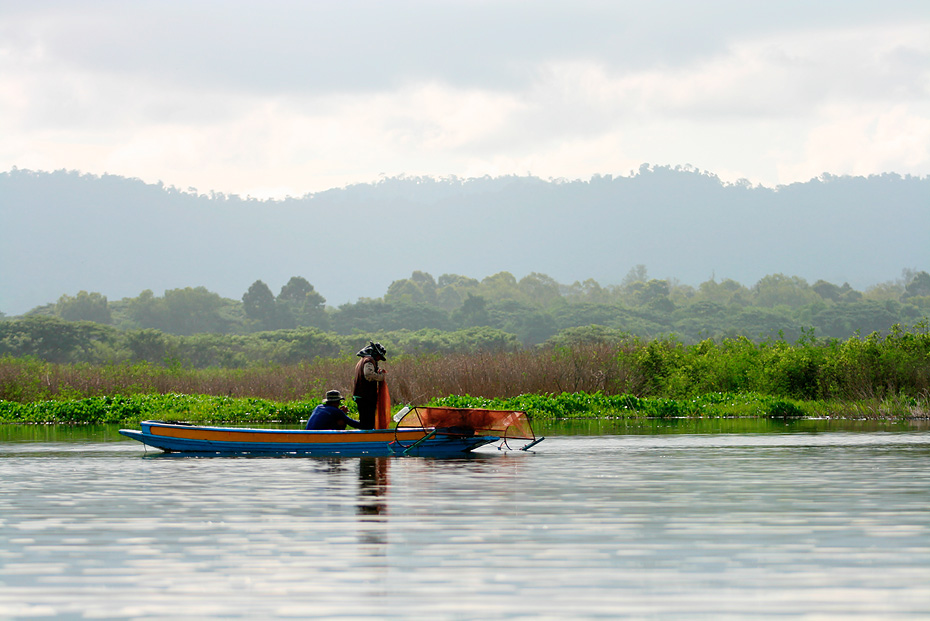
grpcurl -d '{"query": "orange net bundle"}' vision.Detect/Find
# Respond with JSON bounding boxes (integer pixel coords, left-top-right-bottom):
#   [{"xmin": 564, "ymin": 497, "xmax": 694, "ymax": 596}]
[
  {"xmin": 396, "ymin": 406, "xmax": 536, "ymax": 441},
  {"xmin": 376, "ymin": 381, "xmax": 392, "ymax": 430}
]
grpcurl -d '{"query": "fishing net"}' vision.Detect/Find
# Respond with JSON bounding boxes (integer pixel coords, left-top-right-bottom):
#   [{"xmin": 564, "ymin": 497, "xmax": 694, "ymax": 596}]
[
  {"xmin": 376, "ymin": 381, "xmax": 391, "ymax": 430},
  {"xmin": 396, "ymin": 406, "xmax": 536, "ymax": 441}
]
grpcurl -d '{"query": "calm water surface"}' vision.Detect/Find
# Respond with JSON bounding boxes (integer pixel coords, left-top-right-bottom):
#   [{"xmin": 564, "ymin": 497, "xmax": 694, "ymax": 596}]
[{"xmin": 1, "ymin": 421, "xmax": 929, "ymax": 620}]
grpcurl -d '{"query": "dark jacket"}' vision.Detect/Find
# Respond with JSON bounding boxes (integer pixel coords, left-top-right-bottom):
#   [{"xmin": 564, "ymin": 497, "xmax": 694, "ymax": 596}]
[
  {"xmin": 353, "ymin": 355, "xmax": 381, "ymax": 402},
  {"xmin": 305, "ymin": 403, "xmax": 362, "ymax": 430}
]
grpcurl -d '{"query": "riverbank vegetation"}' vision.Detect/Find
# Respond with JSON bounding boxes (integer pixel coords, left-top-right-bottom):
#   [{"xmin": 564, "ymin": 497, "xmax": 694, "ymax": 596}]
[
  {"xmin": 1, "ymin": 322, "xmax": 927, "ymax": 423},
  {"xmin": 0, "ymin": 391, "xmax": 819, "ymax": 425}
]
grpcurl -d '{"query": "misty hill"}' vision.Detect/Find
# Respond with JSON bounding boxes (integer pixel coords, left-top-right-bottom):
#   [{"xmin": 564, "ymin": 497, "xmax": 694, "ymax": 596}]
[{"xmin": 1, "ymin": 166, "xmax": 927, "ymax": 316}]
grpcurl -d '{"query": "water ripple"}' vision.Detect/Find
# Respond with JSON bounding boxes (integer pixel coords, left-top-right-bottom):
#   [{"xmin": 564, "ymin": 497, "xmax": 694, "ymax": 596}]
[{"xmin": 1, "ymin": 431, "xmax": 928, "ymax": 619}]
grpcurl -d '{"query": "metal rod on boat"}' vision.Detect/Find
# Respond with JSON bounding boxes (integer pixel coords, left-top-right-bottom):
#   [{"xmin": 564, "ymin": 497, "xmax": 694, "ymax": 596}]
[
  {"xmin": 520, "ymin": 437, "xmax": 545, "ymax": 451},
  {"xmin": 403, "ymin": 429, "xmax": 437, "ymax": 455}
]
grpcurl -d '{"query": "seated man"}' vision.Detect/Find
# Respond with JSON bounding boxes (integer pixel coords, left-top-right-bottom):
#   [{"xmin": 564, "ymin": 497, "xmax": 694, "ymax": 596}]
[{"xmin": 305, "ymin": 390, "xmax": 363, "ymax": 431}]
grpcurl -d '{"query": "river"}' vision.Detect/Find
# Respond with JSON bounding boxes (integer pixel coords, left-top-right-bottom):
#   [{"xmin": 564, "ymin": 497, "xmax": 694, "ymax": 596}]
[{"xmin": 1, "ymin": 420, "xmax": 928, "ymax": 619}]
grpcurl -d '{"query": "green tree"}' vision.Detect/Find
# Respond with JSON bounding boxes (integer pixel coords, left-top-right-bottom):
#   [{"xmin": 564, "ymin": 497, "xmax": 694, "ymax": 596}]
[
  {"xmin": 672, "ymin": 300, "xmax": 728, "ymax": 341},
  {"xmin": 435, "ymin": 273, "xmax": 480, "ymax": 310},
  {"xmin": 385, "ymin": 279, "xmax": 424, "ymax": 305},
  {"xmin": 242, "ymin": 280, "xmax": 276, "ymax": 330},
  {"xmin": 623, "ymin": 272, "xmax": 673, "ymax": 309},
  {"xmin": 544, "ymin": 325, "xmax": 630, "ymax": 348},
  {"xmin": 127, "ymin": 289, "xmax": 166, "ymax": 330},
  {"xmin": 903, "ymin": 271, "xmax": 930, "ymax": 299},
  {"xmin": 725, "ymin": 307, "xmax": 801, "ymax": 341},
  {"xmin": 385, "ymin": 271, "xmax": 440, "ymax": 306},
  {"xmin": 811, "ymin": 301, "xmax": 902, "ymax": 339},
  {"xmin": 478, "ymin": 271, "xmax": 520, "ymax": 302},
  {"xmin": 0, "ymin": 316, "xmax": 117, "ymax": 364},
  {"xmin": 812, "ymin": 279, "xmax": 842, "ymax": 302},
  {"xmin": 438, "ymin": 273, "xmax": 479, "ymax": 289},
  {"xmin": 252, "ymin": 327, "xmax": 344, "ymax": 364},
  {"xmin": 163, "ymin": 287, "xmax": 228, "ymax": 335},
  {"xmin": 124, "ymin": 288, "xmax": 236, "ymax": 335},
  {"xmin": 410, "ymin": 271, "xmax": 439, "ymax": 305},
  {"xmin": 752, "ymin": 274, "xmax": 819, "ymax": 308},
  {"xmin": 383, "ymin": 302, "xmax": 451, "ymax": 331},
  {"xmin": 640, "ymin": 280, "xmax": 671, "ymax": 305},
  {"xmin": 278, "ymin": 276, "xmax": 314, "ymax": 303},
  {"xmin": 453, "ymin": 293, "xmax": 491, "ymax": 327},
  {"xmin": 331, "ymin": 299, "xmax": 391, "ymax": 335},
  {"xmin": 696, "ymin": 278, "xmax": 749, "ymax": 307},
  {"xmin": 518, "ymin": 272, "xmax": 562, "ymax": 308},
  {"xmin": 277, "ymin": 276, "xmax": 327, "ymax": 329},
  {"xmin": 552, "ymin": 303, "xmax": 631, "ymax": 331},
  {"xmin": 487, "ymin": 299, "xmax": 558, "ymax": 346},
  {"xmin": 621, "ymin": 264, "xmax": 649, "ymax": 290},
  {"xmin": 125, "ymin": 328, "xmax": 171, "ymax": 363},
  {"xmin": 864, "ymin": 281, "xmax": 905, "ymax": 302},
  {"xmin": 56, "ymin": 291, "xmax": 111, "ymax": 324},
  {"xmin": 562, "ymin": 279, "xmax": 609, "ymax": 304},
  {"xmin": 812, "ymin": 280, "xmax": 862, "ymax": 303}
]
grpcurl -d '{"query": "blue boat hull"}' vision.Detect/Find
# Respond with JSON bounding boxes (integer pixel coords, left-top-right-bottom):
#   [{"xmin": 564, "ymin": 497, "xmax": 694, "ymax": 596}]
[{"xmin": 119, "ymin": 421, "xmax": 498, "ymax": 457}]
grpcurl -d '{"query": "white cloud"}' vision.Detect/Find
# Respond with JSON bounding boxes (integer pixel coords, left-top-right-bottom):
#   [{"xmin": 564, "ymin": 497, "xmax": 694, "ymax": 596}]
[
  {"xmin": 780, "ymin": 103, "xmax": 930, "ymax": 182},
  {"xmin": 1, "ymin": 2, "xmax": 928, "ymax": 196}
]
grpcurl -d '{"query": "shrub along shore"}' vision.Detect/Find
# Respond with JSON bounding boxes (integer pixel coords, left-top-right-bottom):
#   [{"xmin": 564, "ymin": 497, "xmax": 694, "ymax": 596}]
[
  {"xmin": 1, "ymin": 325, "xmax": 928, "ymax": 424},
  {"xmin": 0, "ymin": 391, "xmax": 922, "ymax": 425}
]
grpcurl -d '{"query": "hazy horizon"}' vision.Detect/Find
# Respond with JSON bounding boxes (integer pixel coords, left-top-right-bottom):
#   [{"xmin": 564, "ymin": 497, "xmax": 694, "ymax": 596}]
[{"xmin": 2, "ymin": 167, "xmax": 927, "ymax": 316}]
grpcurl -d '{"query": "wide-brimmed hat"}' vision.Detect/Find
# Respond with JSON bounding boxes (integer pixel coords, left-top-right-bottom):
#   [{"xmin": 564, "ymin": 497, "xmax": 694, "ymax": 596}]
[
  {"xmin": 356, "ymin": 341, "xmax": 387, "ymax": 360},
  {"xmin": 324, "ymin": 390, "xmax": 345, "ymax": 404}
]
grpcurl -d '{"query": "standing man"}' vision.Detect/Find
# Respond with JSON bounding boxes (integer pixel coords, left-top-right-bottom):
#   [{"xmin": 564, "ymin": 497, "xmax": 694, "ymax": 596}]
[{"xmin": 352, "ymin": 341, "xmax": 387, "ymax": 429}]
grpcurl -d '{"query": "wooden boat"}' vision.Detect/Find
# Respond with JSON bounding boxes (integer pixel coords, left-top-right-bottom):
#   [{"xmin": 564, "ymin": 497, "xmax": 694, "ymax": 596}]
[{"xmin": 119, "ymin": 406, "xmax": 543, "ymax": 457}]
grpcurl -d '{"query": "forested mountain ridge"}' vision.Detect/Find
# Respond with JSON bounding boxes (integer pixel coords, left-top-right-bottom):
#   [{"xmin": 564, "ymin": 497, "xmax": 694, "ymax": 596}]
[{"xmin": 1, "ymin": 166, "xmax": 928, "ymax": 319}]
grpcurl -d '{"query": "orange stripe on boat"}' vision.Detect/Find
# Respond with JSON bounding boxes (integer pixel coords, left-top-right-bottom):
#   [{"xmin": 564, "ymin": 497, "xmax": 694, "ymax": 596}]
[{"xmin": 148, "ymin": 426, "xmax": 428, "ymax": 444}]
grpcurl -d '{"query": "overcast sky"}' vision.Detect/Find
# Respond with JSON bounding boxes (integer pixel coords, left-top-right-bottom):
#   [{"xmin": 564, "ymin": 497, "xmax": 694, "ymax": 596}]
[{"xmin": 2, "ymin": 1, "xmax": 928, "ymax": 198}]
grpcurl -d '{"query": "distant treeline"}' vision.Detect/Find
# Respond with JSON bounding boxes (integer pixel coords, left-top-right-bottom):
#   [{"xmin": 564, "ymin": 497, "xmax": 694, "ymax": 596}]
[
  {"xmin": 0, "ymin": 318, "xmax": 518, "ymax": 367},
  {"xmin": 5, "ymin": 167, "xmax": 929, "ymax": 325},
  {"xmin": 3, "ymin": 269, "xmax": 929, "ymax": 361}
]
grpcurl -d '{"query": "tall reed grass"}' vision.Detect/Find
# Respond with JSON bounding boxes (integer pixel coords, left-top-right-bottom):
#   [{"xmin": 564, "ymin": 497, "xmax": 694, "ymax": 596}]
[{"xmin": 2, "ymin": 325, "xmax": 928, "ymax": 414}]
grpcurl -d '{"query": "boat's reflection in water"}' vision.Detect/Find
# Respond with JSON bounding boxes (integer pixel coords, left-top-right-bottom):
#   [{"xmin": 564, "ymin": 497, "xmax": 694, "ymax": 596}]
[
  {"xmin": 357, "ymin": 456, "xmax": 390, "ymax": 519},
  {"xmin": 355, "ymin": 457, "xmax": 391, "ymax": 599}
]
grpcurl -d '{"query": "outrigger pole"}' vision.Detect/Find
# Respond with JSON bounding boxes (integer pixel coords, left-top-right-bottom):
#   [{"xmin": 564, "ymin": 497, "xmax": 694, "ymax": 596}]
[{"xmin": 520, "ymin": 436, "xmax": 545, "ymax": 451}]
